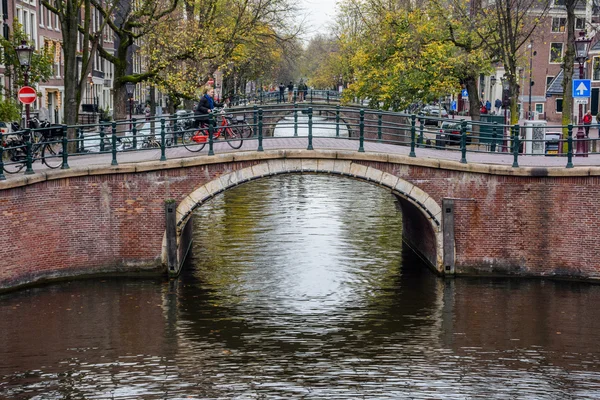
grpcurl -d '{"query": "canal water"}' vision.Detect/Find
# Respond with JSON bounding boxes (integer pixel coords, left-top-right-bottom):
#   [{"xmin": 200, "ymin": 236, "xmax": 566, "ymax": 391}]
[{"xmin": 2, "ymin": 175, "xmax": 600, "ymax": 399}]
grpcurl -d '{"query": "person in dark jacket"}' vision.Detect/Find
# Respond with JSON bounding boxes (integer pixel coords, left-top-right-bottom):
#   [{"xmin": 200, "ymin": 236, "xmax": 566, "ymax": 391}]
[{"xmin": 194, "ymin": 86, "xmax": 223, "ymax": 128}]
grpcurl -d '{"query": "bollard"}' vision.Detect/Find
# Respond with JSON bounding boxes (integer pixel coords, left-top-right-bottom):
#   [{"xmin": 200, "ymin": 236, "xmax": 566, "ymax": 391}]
[
  {"xmin": 61, "ymin": 125, "xmax": 69, "ymax": 169},
  {"xmin": 307, "ymin": 107, "xmax": 314, "ymax": 150},
  {"xmin": 409, "ymin": 115, "xmax": 416, "ymax": 157},
  {"xmin": 294, "ymin": 103, "xmax": 298, "ymax": 137},
  {"xmin": 512, "ymin": 124, "xmax": 520, "ymax": 168},
  {"xmin": 566, "ymin": 124, "xmax": 574, "ymax": 168},
  {"xmin": 258, "ymin": 109, "xmax": 264, "ymax": 151},
  {"xmin": 208, "ymin": 114, "xmax": 215, "ymax": 156},
  {"xmin": 99, "ymin": 124, "xmax": 106, "ymax": 152},
  {"xmin": 160, "ymin": 118, "xmax": 167, "ymax": 161},
  {"xmin": 24, "ymin": 129, "xmax": 34, "ymax": 175},
  {"xmin": 111, "ymin": 122, "xmax": 118, "ymax": 165},
  {"xmin": 460, "ymin": 120, "xmax": 467, "ymax": 164},
  {"xmin": 378, "ymin": 110, "xmax": 383, "ymax": 142},
  {"xmin": 336, "ymin": 105, "xmax": 340, "ymax": 137}
]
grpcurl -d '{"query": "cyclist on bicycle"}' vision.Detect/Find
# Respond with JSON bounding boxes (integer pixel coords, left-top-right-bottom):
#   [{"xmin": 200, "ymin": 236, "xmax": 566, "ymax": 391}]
[{"xmin": 194, "ymin": 86, "xmax": 224, "ymax": 130}]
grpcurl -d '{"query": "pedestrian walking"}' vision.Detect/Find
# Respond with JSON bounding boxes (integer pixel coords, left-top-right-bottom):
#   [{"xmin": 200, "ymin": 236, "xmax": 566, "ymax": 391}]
[
  {"xmin": 495, "ymin": 99, "xmax": 502, "ymax": 114},
  {"xmin": 278, "ymin": 83, "xmax": 285, "ymax": 103},
  {"xmin": 287, "ymin": 81, "xmax": 294, "ymax": 103},
  {"xmin": 584, "ymin": 110, "xmax": 592, "ymax": 137},
  {"xmin": 485, "ymin": 100, "xmax": 491, "ymax": 114},
  {"xmin": 298, "ymin": 80, "xmax": 306, "ymax": 102}
]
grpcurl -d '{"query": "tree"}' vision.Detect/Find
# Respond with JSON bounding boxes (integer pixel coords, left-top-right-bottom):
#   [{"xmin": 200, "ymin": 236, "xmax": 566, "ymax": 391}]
[
  {"xmin": 475, "ymin": 0, "xmax": 550, "ymax": 124},
  {"xmin": 0, "ymin": 21, "xmax": 53, "ymax": 104}
]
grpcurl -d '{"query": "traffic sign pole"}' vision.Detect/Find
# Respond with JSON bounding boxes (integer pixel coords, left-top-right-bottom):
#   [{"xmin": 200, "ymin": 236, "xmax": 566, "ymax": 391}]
[{"xmin": 18, "ymin": 86, "xmax": 36, "ymax": 129}]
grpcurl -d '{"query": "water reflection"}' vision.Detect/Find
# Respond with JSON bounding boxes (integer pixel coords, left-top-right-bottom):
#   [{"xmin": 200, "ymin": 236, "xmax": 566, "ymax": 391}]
[{"xmin": 1, "ymin": 175, "xmax": 600, "ymax": 398}]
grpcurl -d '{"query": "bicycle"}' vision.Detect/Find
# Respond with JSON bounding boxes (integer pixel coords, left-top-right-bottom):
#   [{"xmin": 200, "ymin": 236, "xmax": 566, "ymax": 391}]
[
  {"xmin": 181, "ymin": 108, "xmax": 253, "ymax": 152},
  {"xmin": 2, "ymin": 121, "xmax": 64, "ymax": 174}
]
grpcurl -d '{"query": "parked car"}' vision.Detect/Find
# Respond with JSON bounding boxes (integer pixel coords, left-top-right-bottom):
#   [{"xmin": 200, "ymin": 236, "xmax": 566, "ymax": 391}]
[
  {"xmin": 418, "ymin": 105, "xmax": 449, "ymax": 125},
  {"xmin": 437, "ymin": 121, "xmax": 473, "ymax": 145}
]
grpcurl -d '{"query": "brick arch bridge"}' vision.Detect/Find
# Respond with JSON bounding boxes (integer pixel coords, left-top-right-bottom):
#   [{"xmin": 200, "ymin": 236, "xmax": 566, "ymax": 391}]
[{"xmin": 1, "ymin": 149, "xmax": 600, "ymax": 292}]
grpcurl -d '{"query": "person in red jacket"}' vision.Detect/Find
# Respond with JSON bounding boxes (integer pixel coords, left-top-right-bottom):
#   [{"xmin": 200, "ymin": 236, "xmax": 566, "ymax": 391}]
[{"xmin": 583, "ymin": 110, "xmax": 592, "ymax": 138}]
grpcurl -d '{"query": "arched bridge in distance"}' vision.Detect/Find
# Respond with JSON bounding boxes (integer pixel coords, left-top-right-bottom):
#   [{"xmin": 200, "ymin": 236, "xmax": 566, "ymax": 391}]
[{"xmin": 1, "ymin": 102, "xmax": 600, "ymax": 292}]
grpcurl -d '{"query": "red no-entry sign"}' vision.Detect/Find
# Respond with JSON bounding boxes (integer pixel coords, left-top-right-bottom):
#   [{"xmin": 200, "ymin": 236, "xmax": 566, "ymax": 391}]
[{"xmin": 18, "ymin": 86, "xmax": 36, "ymax": 105}]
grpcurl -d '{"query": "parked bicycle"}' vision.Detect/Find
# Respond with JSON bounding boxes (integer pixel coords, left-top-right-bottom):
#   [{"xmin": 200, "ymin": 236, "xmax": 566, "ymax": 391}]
[
  {"xmin": 181, "ymin": 108, "xmax": 253, "ymax": 152},
  {"xmin": 1, "ymin": 118, "xmax": 64, "ymax": 174}
]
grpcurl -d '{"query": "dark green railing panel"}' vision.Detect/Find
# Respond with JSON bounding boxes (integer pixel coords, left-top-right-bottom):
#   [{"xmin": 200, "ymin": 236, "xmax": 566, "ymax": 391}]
[
  {"xmin": 567, "ymin": 124, "xmax": 574, "ymax": 168},
  {"xmin": 61, "ymin": 125, "xmax": 69, "ymax": 170},
  {"xmin": 111, "ymin": 122, "xmax": 118, "ymax": 166},
  {"xmin": 409, "ymin": 115, "xmax": 416, "ymax": 157}
]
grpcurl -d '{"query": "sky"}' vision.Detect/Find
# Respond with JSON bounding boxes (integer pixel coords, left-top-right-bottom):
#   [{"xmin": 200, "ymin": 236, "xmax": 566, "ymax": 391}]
[{"xmin": 300, "ymin": 0, "xmax": 339, "ymax": 38}]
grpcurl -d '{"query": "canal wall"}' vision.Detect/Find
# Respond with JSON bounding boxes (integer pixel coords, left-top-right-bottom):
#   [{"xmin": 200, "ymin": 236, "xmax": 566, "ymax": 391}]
[{"xmin": 1, "ymin": 150, "xmax": 600, "ymax": 291}]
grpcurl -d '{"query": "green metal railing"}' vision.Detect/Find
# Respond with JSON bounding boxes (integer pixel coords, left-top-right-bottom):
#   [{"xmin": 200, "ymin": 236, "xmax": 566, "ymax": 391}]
[{"xmin": 1, "ymin": 102, "xmax": 597, "ymax": 180}]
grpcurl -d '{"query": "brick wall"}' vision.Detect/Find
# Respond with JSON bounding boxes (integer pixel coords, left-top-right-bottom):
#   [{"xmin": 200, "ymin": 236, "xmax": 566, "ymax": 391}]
[{"xmin": 2, "ymin": 156, "xmax": 600, "ymax": 291}]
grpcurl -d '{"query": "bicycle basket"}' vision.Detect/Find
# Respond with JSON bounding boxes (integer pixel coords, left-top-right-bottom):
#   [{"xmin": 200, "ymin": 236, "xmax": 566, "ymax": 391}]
[
  {"xmin": 41, "ymin": 125, "xmax": 64, "ymax": 138},
  {"xmin": 235, "ymin": 115, "xmax": 245, "ymax": 123}
]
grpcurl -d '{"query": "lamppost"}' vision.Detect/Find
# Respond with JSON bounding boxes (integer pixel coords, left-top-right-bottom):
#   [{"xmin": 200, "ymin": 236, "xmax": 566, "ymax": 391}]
[
  {"xmin": 15, "ymin": 40, "xmax": 34, "ymax": 128},
  {"xmin": 501, "ymin": 75, "xmax": 509, "ymax": 152},
  {"xmin": 126, "ymin": 83, "xmax": 135, "ymax": 131},
  {"xmin": 528, "ymin": 40, "xmax": 537, "ymax": 120},
  {"xmin": 574, "ymin": 31, "xmax": 591, "ymax": 156}
]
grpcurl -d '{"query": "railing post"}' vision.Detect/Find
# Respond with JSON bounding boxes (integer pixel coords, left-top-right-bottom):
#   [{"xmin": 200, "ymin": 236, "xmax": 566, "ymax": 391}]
[
  {"xmin": 61, "ymin": 124, "xmax": 69, "ymax": 169},
  {"xmin": 310, "ymin": 89, "xmax": 313, "ymax": 103},
  {"xmin": 111, "ymin": 122, "xmax": 118, "ymax": 166},
  {"xmin": 327, "ymin": 91, "xmax": 330, "ymax": 104},
  {"xmin": 99, "ymin": 123, "xmax": 106, "ymax": 152},
  {"xmin": 377, "ymin": 110, "xmax": 383, "ymax": 143},
  {"xmin": 294, "ymin": 102, "xmax": 298, "ymax": 137},
  {"xmin": 253, "ymin": 105, "xmax": 257, "ymax": 128},
  {"xmin": 307, "ymin": 107, "xmax": 314, "ymax": 150},
  {"xmin": 512, "ymin": 124, "xmax": 520, "ymax": 168},
  {"xmin": 257, "ymin": 109, "xmax": 264, "ymax": 151},
  {"xmin": 132, "ymin": 117, "xmax": 137, "ymax": 149},
  {"xmin": 24, "ymin": 129, "xmax": 34, "ymax": 175},
  {"xmin": 567, "ymin": 124, "xmax": 574, "ymax": 168},
  {"xmin": 460, "ymin": 119, "xmax": 467, "ymax": 164},
  {"xmin": 160, "ymin": 118, "xmax": 167, "ymax": 161},
  {"xmin": 418, "ymin": 118, "xmax": 424, "ymax": 147},
  {"xmin": 336, "ymin": 105, "xmax": 340, "ymax": 137},
  {"xmin": 173, "ymin": 118, "xmax": 178, "ymax": 146},
  {"xmin": 358, "ymin": 109, "xmax": 365, "ymax": 152},
  {"xmin": 208, "ymin": 114, "xmax": 215, "ymax": 156},
  {"xmin": 409, "ymin": 114, "xmax": 416, "ymax": 157},
  {"xmin": 491, "ymin": 122, "xmax": 497, "ymax": 152},
  {"xmin": 0, "ymin": 138, "xmax": 5, "ymax": 180}
]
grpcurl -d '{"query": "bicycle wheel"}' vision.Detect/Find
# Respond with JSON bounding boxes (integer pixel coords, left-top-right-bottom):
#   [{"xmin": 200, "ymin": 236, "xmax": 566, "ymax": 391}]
[
  {"xmin": 182, "ymin": 129, "xmax": 207, "ymax": 152},
  {"xmin": 225, "ymin": 126, "xmax": 243, "ymax": 149},
  {"xmin": 237, "ymin": 122, "xmax": 254, "ymax": 138},
  {"xmin": 42, "ymin": 140, "xmax": 63, "ymax": 169},
  {"xmin": 2, "ymin": 148, "xmax": 26, "ymax": 174}
]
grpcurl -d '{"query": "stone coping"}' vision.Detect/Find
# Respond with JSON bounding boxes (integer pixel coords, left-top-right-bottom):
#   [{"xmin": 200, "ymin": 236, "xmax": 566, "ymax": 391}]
[{"xmin": 1, "ymin": 149, "xmax": 598, "ymax": 190}]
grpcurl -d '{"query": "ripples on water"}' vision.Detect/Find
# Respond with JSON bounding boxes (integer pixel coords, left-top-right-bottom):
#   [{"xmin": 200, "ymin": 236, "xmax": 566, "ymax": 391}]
[{"xmin": 2, "ymin": 175, "xmax": 600, "ymax": 399}]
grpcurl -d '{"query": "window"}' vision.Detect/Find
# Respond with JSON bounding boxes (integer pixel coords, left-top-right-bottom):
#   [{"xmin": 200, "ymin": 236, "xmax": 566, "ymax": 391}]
[
  {"xmin": 552, "ymin": 17, "xmax": 566, "ymax": 32},
  {"xmin": 594, "ymin": 57, "xmax": 600, "ymax": 81},
  {"xmin": 576, "ymin": 18, "xmax": 586, "ymax": 30},
  {"xmin": 546, "ymin": 76, "xmax": 555, "ymax": 91},
  {"xmin": 550, "ymin": 43, "xmax": 563, "ymax": 63},
  {"xmin": 536, "ymin": 104, "xmax": 544, "ymax": 114},
  {"xmin": 556, "ymin": 98, "xmax": 563, "ymax": 113},
  {"xmin": 39, "ymin": 0, "xmax": 44, "ymax": 26}
]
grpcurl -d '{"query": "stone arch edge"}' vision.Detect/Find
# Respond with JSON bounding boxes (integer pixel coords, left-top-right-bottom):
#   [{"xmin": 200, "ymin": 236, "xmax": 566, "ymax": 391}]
[{"xmin": 166, "ymin": 158, "xmax": 444, "ymax": 272}]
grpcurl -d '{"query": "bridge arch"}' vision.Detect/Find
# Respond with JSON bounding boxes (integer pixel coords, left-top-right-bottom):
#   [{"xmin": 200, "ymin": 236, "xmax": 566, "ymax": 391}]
[{"xmin": 170, "ymin": 159, "xmax": 443, "ymax": 273}]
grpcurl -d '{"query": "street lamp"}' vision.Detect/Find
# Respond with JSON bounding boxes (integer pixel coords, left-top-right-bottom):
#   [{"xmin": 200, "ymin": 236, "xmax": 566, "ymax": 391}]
[
  {"xmin": 126, "ymin": 83, "xmax": 135, "ymax": 131},
  {"xmin": 527, "ymin": 41, "xmax": 537, "ymax": 120},
  {"xmin": 501, "ymin": 75, "xmax": 510, "ymax": 152},
  {"xmin": 574, "ymin": 31, "xmax": 591, "ymax": 156},
  {"xmin": 15, "ymin": 40, "xmax": 33, "ymax": 128}
]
